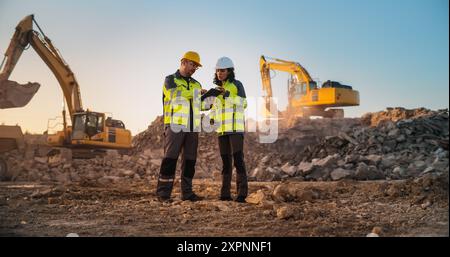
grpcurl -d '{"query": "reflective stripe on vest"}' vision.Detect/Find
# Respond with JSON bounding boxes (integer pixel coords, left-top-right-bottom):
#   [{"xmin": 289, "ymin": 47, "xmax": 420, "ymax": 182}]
[
  {"xmin": 212, "ymin": 80, "xmax": 247, "ymax": 134},
  {"xmin": 163, "ymin": 76, "xmax": 202, "ymax": 130}
]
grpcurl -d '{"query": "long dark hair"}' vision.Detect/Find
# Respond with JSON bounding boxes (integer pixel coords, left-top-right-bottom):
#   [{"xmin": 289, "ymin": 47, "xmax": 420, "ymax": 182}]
[{"xmin": 213, "ymin": 68, "xmax": 235, "ymax": 86}]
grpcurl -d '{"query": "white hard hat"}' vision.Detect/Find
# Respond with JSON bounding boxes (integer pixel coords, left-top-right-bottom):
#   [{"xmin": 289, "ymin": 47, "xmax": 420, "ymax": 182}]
[{"xmin": 215, "ymin": 57, "xmax": 234, "ymax": 69}]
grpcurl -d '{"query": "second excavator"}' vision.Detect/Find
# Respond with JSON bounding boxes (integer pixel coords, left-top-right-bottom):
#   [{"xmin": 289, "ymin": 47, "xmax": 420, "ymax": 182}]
[
  {"xmin": 260, "ymin": 55, "xmax": 360, "ymax": 119},
  {"xmin": 0, "ymin": 15, "xmax": 131, "ymax": 151}
]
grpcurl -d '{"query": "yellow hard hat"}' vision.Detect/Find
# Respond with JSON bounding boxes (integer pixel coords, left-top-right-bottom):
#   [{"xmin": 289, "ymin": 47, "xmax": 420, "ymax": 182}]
[{"xmin": 181, "ymin": 51, "xmax": 202, "ymax": 67}]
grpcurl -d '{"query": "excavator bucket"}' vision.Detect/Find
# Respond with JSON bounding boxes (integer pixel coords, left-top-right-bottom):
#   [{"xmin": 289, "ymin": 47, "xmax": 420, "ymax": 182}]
[{"xmin": 0, "ymin": 80, "xmax": 40, "ymax": 109}]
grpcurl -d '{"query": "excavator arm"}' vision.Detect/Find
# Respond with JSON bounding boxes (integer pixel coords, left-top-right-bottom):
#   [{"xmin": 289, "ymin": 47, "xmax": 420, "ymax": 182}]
[
  {"xmin": 259, "ymin": 55, "xmax": 317, "ymax": 114},
  {"xmin": 260, "ymin": 56, "xmax": 315, "ymax": 84},
  {"xmin": 0, "ymin": 15, "xmax": 83, "ymax": 116}
]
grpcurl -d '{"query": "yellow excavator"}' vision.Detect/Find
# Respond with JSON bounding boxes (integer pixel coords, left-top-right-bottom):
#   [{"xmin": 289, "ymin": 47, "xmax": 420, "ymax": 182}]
[
  {"xmin": 0, "ymin": 15, "xmax": 132, "ymax": 154},
  {"xmin": 260, "ymin": 55, "xmax": 359, "ymax": 119}
]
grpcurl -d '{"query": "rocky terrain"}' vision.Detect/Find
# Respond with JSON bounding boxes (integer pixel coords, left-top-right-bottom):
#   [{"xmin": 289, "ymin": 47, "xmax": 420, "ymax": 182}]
[{"xmin": 0, "ymin": 107, "xmax": 448, "ymax": 236}]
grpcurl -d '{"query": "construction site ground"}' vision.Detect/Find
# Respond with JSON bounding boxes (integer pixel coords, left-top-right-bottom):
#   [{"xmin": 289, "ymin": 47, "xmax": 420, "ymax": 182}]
[{"xmin": 0, "ymin": 178, "xmax": 448, "ymax": 237}]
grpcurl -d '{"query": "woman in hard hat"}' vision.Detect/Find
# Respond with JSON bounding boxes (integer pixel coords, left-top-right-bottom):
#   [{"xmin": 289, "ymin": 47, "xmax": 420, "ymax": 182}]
[{"xmin": 211, "ymin": 57, "xmax": 248, "ymax": 203}]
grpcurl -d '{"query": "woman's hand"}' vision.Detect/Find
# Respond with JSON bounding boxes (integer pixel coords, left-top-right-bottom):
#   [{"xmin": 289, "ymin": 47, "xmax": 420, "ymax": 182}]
[{"xmin": 215, "ymin": 86, "xmax": 225, "ymax": 95}]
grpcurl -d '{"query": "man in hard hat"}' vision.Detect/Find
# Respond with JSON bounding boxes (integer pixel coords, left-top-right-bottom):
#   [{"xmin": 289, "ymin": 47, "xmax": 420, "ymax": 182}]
[{"xmin": 157, "ymin": 51, "xmax": 207, "ymax": 202}]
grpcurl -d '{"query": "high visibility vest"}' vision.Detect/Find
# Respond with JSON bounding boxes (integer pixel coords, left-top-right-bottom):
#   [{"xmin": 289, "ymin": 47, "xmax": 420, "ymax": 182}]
[
  {"xmin": 212, "ymin": 79, "xmax": 247, "ymax": 135},
  {"xmin": 163, "ymin": 71, "xmax": 202, "ymax": 130}
]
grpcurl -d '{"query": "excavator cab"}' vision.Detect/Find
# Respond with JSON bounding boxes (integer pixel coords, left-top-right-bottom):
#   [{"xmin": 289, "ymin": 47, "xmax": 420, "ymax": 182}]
[
  {"xmin": 288, "ymin": 76, "xmax": 317, "ymax": 100},
  {"xmin": 68, "ymin": 111, "xmax": 131, "ymax": 149},
  {"xmin": 72, "ymin": 111, "xmax": 104, "ymax": 140}
]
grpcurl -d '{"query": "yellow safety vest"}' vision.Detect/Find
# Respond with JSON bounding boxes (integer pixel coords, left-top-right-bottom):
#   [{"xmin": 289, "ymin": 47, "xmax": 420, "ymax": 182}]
[
  {"xmin": 211, "ymin": 79, "xmax": 247, "ymax": 135},
  {"xmin": 163, "ymin": 71, "xmax": 202, "ymax": 130}
]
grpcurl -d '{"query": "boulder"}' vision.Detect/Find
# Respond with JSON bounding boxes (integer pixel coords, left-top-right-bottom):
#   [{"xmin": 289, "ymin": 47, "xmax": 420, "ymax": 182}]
[{"xmin": 330, "ymin": 168, "xmax": 354, "ymax": 181}]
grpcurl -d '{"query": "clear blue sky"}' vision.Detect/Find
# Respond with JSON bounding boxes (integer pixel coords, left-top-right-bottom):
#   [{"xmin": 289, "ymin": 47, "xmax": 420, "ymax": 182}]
[{"xmin": 0, "ymin": 0, "xmax": 448, "ymax": 135}]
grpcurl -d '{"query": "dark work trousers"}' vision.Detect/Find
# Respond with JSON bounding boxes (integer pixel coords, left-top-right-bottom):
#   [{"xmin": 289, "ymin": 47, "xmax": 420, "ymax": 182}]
[
  {"xmin": 218, "ymin": 134, "xmax": 248, "ymax": 198},
  {"xmin": 156, "ymin": 126, "xmax": 198, "ymax": 199}
]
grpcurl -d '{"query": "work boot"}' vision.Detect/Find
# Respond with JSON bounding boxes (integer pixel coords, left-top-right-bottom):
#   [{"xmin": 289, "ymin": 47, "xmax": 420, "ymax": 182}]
[
  {"xmin": 235, "ymin": 195, "xmax": 246, "ymax": 203},
  {"xmin": 219, "ymin": 196, "xmax": 233, "ymax": 201},
  {"xmin": 182, "ymin": 193, "xmax": 204, "ymax": 202},
  {"xmin": 157, "ymin": 196, "xmax": 173, "ymax": 203}
]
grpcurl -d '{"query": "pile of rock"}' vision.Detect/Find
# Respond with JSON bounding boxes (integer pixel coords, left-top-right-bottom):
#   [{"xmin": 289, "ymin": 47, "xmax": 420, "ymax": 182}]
[
  {"xmin": 250, "ymin": 108, "xmax": 449, "ymax": 182},
  {"xmin": 130, "ymin": 116, "xmax": 165, "ymax": 155},
  {"xmin": 2, "ymin": 107, "xmax": 448, "ymax": 185},
  {"xmin": 2, "ymin": 147, "xmax": 164, "ymax": 184},
  {"xmin": 360, "ymin": 107, "xmax": 440, "ymax": 127},
  {"xmin": 248, "ymin": 117, "xmax": 362, "ymax": 180}
]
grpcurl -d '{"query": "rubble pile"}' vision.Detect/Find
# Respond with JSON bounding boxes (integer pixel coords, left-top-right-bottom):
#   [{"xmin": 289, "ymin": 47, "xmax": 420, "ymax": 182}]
[
  {"xmin": 250, "ymin": 108, "xmax": 449, "ymax": 182},
  {"xmin": 1, "ymin": 107, "xmax": 448, "ymax": 185},
  {"xmin": 247, "ymin": 117, "xmax": 362, "ymax": 180},
  {"xmin": 360, "ymin": 107, "xmax": 439, "ymax": 126},
  {"xmin": 2, "ymin": 129, "xmax": 166, "ymax": 184},
  {"xmin": 130, "ymin": 116, "xmax": 165, "ymax": 155},
  {"xmin": 2, "ymin": 147, "xmax": 164, "ymax": 184}
]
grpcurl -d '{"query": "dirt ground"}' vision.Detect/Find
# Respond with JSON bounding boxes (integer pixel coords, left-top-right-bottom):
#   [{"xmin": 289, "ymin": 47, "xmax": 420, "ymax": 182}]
[{"xmin": 0, "ymin": 178, "xmax": 448, "ymax": 237}]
